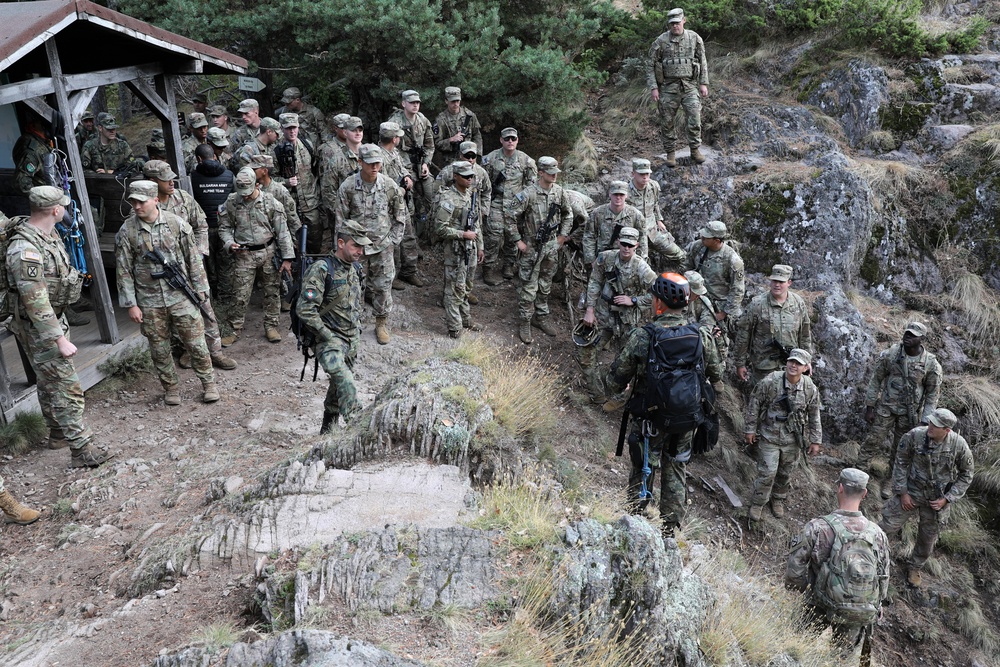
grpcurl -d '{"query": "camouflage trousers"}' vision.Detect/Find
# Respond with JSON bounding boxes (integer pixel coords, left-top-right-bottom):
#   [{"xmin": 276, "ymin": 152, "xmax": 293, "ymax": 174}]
[
  {"xmin": 443, "ymin": 255, "xmax": 477, "ymax": 334},
  {"xmin": 483, "ymin": 206, "xmax": 513, "ymax": 271},
  {"xmin": 646, "ymin": 227, "xmax": 687, "ymax": 274},
  {"xmin": 140, "ymin": 300, "xmax": 214, "ymax": 390},
  {"xmin": 626, "ymin": 422, "xmax": 694, "ymax": 531},
  {"xmin": 516, "ymin": 241, "xmax": 559, "ymax": 322},
  {"xmin": 576, "ymin": 328, "xmax": 626, "ymax": 398},
  {"xmin": 656, "ymin": 79, "xmax": 702, "ymax": 151},
  {"xmin": 751, "ymin": 436, "xmax": 801, "ymax": 506},
  {"xmin": 170, "ymin": 295, "xmax": 223, "ymax": 356},
  {"xmin": 413, "ymin": 171, "xmax": 436, "ymax": 237},
  {"xmin": 317, "ymin": 336, "xmax": 361, "ymax": 421},
  {"xmin": 8, "ymin": 314, "xmax": 93, "ymax": 450},
  {"xmin": 225, "ymin": 245, "xmax": 282, "ymax": 333},
  {"xmin": 881, "ymin": 495, "xmax": 947, "ymax": 570},
  {"xmin": 393, "ymin": 215, "xmax": 420, "ymax": 280},
  {"xmin": 207, "ymin": 229, "xmax": 234, "ymax": 304},
  {"xmin": 362, "ymin": 246, "xmax": 396, "ymax": 317},
  {"xmin": 860, "ymin": 409, "xmax": 913, "ymax": 474}
]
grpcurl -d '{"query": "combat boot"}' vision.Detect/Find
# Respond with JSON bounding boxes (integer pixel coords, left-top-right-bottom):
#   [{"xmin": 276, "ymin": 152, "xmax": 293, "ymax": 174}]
[
  {"xmin": 770, "ymin": 498, "xmax": 785, "ymax": 518},
  {"xmin": 467, "ymin": 292, "xmax": 479, "ymax": 305},
  {"xmin": 392, "ymin": 278, "xmax": 407, "ymax": 291},
  {"xmin": 265, "ymin": 327, "xmax": 282, "ymax": 343},
  {"xmin": 483, "ymin": 267, "xmax": 503, "ymax": 286},
  {"xmin": 664, "ymin": 152, "xmax": 677, "ymax": 168},
  {"xmin": 502, "ymin": 264, "xmax": 515, "ymax": 280},
  {"xmin": 202, "ymin": 382, "xmax": 220, "ymax": 403},
  {"xmin": 221, "ymin": 334, "xmax": 239, "ymax": 347},
  {"xmin": 907, "ymin": 568, "xmax": 922, "ymax": 587},
  {"xmin": 320, "ymin": 410, "xmax": 338, "ymax": 435},
  {"xmin": 748, "ymin": 504, "xmax": 764, "ymax": 522},
  {"xmin": 64, "ymin": 307, "xmax": 90, "ymax": 326},
  {"xmin": 164, "ymin": 386, "xmax": 181, "ymax": 406},
  {"xmin": 72, "ymin": 296, "xmax": 94, "ymax": 311},
  {"xmin": 211, "ymin": 353, "xmax": 237, "ymax": 370},
  {"xmin": 518, "ymin": 321, "xmax": 533, "ymax": 345},
  {"xmin": 531, "ymin": 315, "xmax": 558, "ymax": 337},
  {"xmin": 449, "ymin": 330, "xmax": 462, "ymax": 339},
  {"xmin": 375, "ymin": 316, "xmax": 390, "ymax": 345},
  {"xmin": 690, "ymin": 146, "xmax": 706, "ymax": 164},
  {"xmin": 48, "ymin": 429, "xmax": 68, "ymax": 450},
  {"xmin": 0, "ymin": 490, "xmax": 41, "ymax": 525},
  {"xmin": 401, "ymin": 273, "xmax": 425, "ymax": 287},
  {"xmin": 602, "ymin": 396, "xmax": 627, "ymax": 413},
  {"xmin": 70, "ymin": 445, "xmax": 114, "ymax": 469},
  {"xmin": 178, "ymin": 352, "xmax": 192, "ymax": 369},
  {"xmin": 463, "ymin": 320, "xmax": 483, "ymax": 332}
]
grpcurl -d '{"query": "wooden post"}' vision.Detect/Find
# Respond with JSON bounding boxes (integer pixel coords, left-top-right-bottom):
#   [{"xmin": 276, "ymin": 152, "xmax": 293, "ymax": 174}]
[{"xmin": 155, "ymin": 74, "xmax": 190, "ymax": 193}]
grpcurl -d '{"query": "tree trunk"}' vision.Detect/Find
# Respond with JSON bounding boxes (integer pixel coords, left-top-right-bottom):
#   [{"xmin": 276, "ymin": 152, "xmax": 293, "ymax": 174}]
[
  {"xmin": 92, "ymin": 86, "xmax": 107, "ymax": 116},
  {"xmin": 119, "ymin": 84, "xmax": 132, "ymax": 123}
]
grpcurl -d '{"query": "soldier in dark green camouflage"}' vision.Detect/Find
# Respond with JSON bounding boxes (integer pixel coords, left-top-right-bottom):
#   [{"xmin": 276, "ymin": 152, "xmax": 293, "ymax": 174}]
[
  {"xmin": 81, "ymin": 113, "xmax": 135, "ymax": 173},
  {"xmin": 13, "ymin": 117, "xmax": 52, "ymax": 194}
]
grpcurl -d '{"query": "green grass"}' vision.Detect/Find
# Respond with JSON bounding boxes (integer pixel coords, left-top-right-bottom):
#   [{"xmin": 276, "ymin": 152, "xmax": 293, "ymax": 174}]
[{"xmin": 0, "ymin": 411, "xmax": 47, "ymax": 455}]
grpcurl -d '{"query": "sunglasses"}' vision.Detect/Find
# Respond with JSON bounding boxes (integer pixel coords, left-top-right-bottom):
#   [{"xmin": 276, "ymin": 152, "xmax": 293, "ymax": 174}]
[{"xmin": 501, "ymin": 136, "xmax": 517, "ymax": 141}]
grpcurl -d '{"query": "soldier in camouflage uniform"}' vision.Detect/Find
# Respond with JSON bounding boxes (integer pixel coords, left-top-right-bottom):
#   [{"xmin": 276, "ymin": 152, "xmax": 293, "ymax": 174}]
[
  {"xmin": 275, "ymin": 113, "xmax": 320, "ymax": 244},
  {"xmin": 75, "ymin": 111, "xmax": 96, "ymax": 149},
  {"xmin": 433, "ymin": 87, "xmax": 483, "ymax": 166},
  {"xmin": 505, "ymin": 156, "xmax": 574, "ymax": 344},
  {"xmin": 582, "ymin": 180, "xmax": 648, "ymax": 266},
  {"xmin": 209, "ymin": 105, "xmax": 234, "ymax": 141},
  {"xmin": 434, "ymin": 161, "xmax": 484, "ymax": 338},
  {"xmin": 745, "ymin": 348, "xmax": 822, "ymax": 521},
  {"xmin": 319, "ymin": 113, "xmax": 352, "ymax": 164},
  {"xmin": 735, "ymin": 264, "xmax": 812, "ymax": 386},
  {"xmin": 81, "ymin": 113, "xmax": 135, "ymax": 173},
  {"xmin": 605, "ymin": 273, "xmax": 723, "ymax": 536},
  {"xmin": 648, "ymin": 8, "xmax": 710, "ymax": 166},
  {"xmin": 218, "ymin": 167, "xmax": 295, "ymax": 345},
  {"xmin": 229, "ymin": 99, "xmax": 263, "ymax": 154},
  {"xmin": 232, "ymin": 116, "xmax": 280, "ymax": 173},
  {"xmin": 116, "ymin": 181, "xmax": 220, "ymax": 406},
  {"xmin": 13, "ymin": 117, "xmax": 52, "ymax": 194},
  {"xmin": 685, "ymin": 220, "xmax": 744, "ymax": 360},
  {"xmin": 275, "ymin": 87, "xmax": 329, "ymax": 147},
  {"xmin": 297, "ymin": 220, "xmax": 370, "ymax": 433},
  {"xmin": 577, "ymin": 226, "xmax": 656, "ymax": 401},
  {"xmin": 5, "ymin": 187, "xmax": 110, "ymax": 467},
  {"xmin": 629, "ymin": 158, "xmax": 686, "ymax": 272},
  {"xmin": 182, "ymin": 112, "xmax": 209, "ymax": 173},
  {"xmin": 250, "ymin": 154, "xmax": 301, "ymax": 238},
  {"xmin": 388, "ymin": 90, "xmax": 435, "ymax": 229},
  {"xmin": 882, "ymin": 408, "xmax": 974, "ymax": 587},
  {"xmin": 482, "ymin": 127, "xmax": 537, "ymax": 285},
  {"xmin": 336, "ymin": 144, "xmax": 407, "ymax": 345},
  {"xmin": 437, "ymin": 141, "xmax": 492, "ymax": 300},
  {"xmin": 319, "ymin": 115, "xmax": 363, "ymax": 253},
  {"xmin": 207, "ymin": 127, "xmax": 234, "ymax": 167},
  {"xmin": 379, "ymin": 122, "xmax": 424, "ymax": 290},
  {"xmin": 862, "ymin": 322, "xmax": 942, "ymax": 498}
]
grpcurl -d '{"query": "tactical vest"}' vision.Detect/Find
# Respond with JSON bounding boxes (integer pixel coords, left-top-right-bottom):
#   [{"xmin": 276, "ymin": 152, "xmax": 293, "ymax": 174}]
[
  {"xmin": 5, "ymin": 218, "xmax": 83, "ymax": 315},
  {"xmin": 661, "ymin": 34, "xmax": 697, "ymax": 79}
]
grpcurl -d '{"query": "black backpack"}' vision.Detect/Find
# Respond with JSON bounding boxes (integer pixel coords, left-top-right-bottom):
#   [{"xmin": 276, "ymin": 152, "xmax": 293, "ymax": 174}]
[
  {"xmin": 628, "ymin": 322, "xmax": 708, "ymax": 435},
  {"xmin": 287, "ymin": 256, "xmax": 329, "ymax": 380}
]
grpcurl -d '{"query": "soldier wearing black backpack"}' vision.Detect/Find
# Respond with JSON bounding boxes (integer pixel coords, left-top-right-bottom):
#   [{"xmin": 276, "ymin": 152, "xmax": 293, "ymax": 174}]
[{"xmin": 605, "ymin": 272, "xmax": 723, "ymax": 538}]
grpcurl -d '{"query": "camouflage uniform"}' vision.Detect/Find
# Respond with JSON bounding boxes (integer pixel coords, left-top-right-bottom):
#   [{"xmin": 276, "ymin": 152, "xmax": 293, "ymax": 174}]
[
  {"xmin": 276, "ymin": 103, "xmax": 328, "ymax": 147},
  {"xmin": 629, "ymin": 177, "xmax": 686, "ymax": 272},
  {"xmin": 228, "ymin": 124, "xmax": 259, "ymax": 155},
  {"xmin": 433, "ymin": 107, "xmax": 483, "ymax": 164},
  {"xmin": 6, "ymin": 220, "xmax": 92, "ymax": 450},
  {"xmin": 81, "ymin": 136, "xmax": 135, "ymax": 172},
  {"xmin": 379, "ymin": 145, "xmax": 420, "ymax": 281},
  {"xmin": 685, "ymin": 240, "xmax": 744, "ymax": 355},
  {"xmin": 115, "ymin": 208, "xmax": 215, "ymax": 391},
  {"xmin": 335, "ymin": 173, "xmax": 407, "ymax": 317},
  {"xmin": 75, "ymin": 124, "xmax": 96, "ymax": 149},
  {"xmin": 482, "ymin": 148, "xmax": 537, "ymax": 275},
  {"xmin": 260, "ymin": 179, "xmax": 302, "ymax": 237},
  {"xmin": 434, "ymin": 184, "xmax": 484, "ymax": 334},
  {"xmin": 745, "ymin": 370, "xmax": 822, "ymax": 507},
  {"xmin": 582, "ymin": 203, "xmax": 648, "ymax": 265},
  {"xmin": 882, "ymin": 426, "xmax": 974, "ymax": 571},
  {"xmin": 12, "ymin": 133, "xmax": 51, "ymax": 194},
  {"xmin": 734, "ymin": 291, "xmax": 812, "ymax": 385},
  {"xmin": 605, "ymin": 311, "xmax": 723, "ymax": 531},
  {"xmin": 233, "ymin": 136, "xmax": 275, "ymax": 173},
  {"xmin": 320, "ymin": 144, "xmax": 359, "ymax": 231},
  {"xmin": 181, "ymin": 135, "xmax": 206, "ymax": 173},
  {"xmin": 387, "ymin": 108, "xmax": 435, "ymax": 220},
  {"xmin": 648, "ymin": 27, "xmax": 709, "ymax": 152},
  {"xmin": 275, "ymin": 138, "xmax": 320, "ymax": 236},
  {"xmin": 436, "ymin": 160, "xmax": 492, "ymax": 289},
  {"xmin": 505, "ymin": 182, "xmax": 574, "ymax": 324},
  {"xmin": 217, "ymin": 191, "xmax": 295, "ymax": 335}
]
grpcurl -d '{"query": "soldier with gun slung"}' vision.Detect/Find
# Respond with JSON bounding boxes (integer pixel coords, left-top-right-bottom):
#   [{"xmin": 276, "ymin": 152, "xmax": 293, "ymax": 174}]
[
  {"xmin": 320, "ymin": 116, "xmax": 363, "ymax": 252},
  {"xmin": 275, "ymin": 87, "xmax": 329, "ymax": 147},
  {"xmin": 744, "ymin": 348, "xmax": 822, "ymax": 522},
  {"xmin": 115, "ymin": 181, "xmax": 220, "ymax": 406},
  {"xmin": 434, "ymin": 86, "xmax": 483, "ymax": 166},
  {"xmin": 504, "ymin": 156, "xmax": 574, "ymax": 344},
  {"xmin": 734, "ymin": 263, "xmax": 810, "ymax": 386},
  {"xmin": 437, "ymin": 141, "xmax": 492, "ymax": 301},
  {"xmin": 81, "ymin": 113, "xmax": 135, "ymax": 174},
  {"xmin": 481, "ymin": 127, "xmax": 537, "ymax": 285},
  {"xmin": 275, "ymin": 113, "xmax": 320, "ymax": 244},
  {"xmin": 434, "ymin": 161, "xmax": 484, "ymax": 338},
  {"xmin": 388, "ymin": 90, "xmax": 435, "ymax": 231},
  {"xmin": 685, "ymin": 220, "xmax": 744, "ymax": 360},
  {"xmin": 582, "ymin": 180, "xmax": 648, "ymax": 267},
  {"xmin": 378, "ymin": 122, "xmax": 424, "ymax": 290}
]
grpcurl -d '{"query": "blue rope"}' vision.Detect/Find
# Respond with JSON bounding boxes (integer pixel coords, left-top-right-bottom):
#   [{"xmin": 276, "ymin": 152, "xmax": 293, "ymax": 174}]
[{"xmin": 639, "ymin": 429, "xmax": 654, "ymax": 505}]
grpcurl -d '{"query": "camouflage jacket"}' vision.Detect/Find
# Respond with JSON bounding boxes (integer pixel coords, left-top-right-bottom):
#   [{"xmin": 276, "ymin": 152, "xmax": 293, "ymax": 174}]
[
  {"xmin": 433, "ymin": 107, "xmax": 484, "ymax": 158},
  {"xmin": 586, "ymin": 249, "xmax": 657, "ymax": 331},
  {"xmin": 482, "ymin": 149, "xmax": 537, "ymax": 211},
  {"xmin": 582, "ymin": 203, "xmax": 648, "ymax": 265},
  {"xmin": 434, "ymin": 185, "xmax": 484, "ymax": 266},
  {"xmin": 892, "ymin": 427, "xmax": 974, "ymax": 504},
  {"xmin": 12, "ymin": 133, "xmax": 51, "ymax": 194},
  {"xmin": 733, "ymin": 290, "xmax": 812, "ymax": 372},
  {"xmin": 685, "ymin": 240, "xmax": 745, "ymax": 318},
  {"xmin": 387, "ymin": 109, "xmax": 435, "ymax": 166},
  {"xmin": 181, "ymin": 135, "xmax": 206, "ymax": 173},
  {"xmin": 320, "ymin": 144, "xmax": 359, "ymax": 214},
  {"xmin": 864, "ymin": 343, "xmax": 942, "ymax": 423},
  {"xmin": 745, "ymin": 370, "xmax": 822, "ymax": 446},
  {"xmin": 379, "ymin": 145, "xmax": 414, "ymax": 185},
  {"xmin": 228, "ymin": 123, "xmax": 259, "ymax": 155},
  {"xmin": 296, "ymin": 254, "xmax": 362, "ymax": 345},
  {"xmin": 232, "ymin": 137, "xmax": 275, "ymax": 173},
  {"xmin": 504, "ymin": 182, "xmax": 574, "ymax": 248},
  {"xmin": 217, "ymin": 191, "xmax": 294, "ymax": 260},
  {"xmin": 160, "ymin": 189, "xmax": 208, "ymax": 257},
  {"xmin": 115, "ymin": 208, "xmax": 207, "ymax": 309},
  {"xmin": 276, "ymin": 103, "xmax": 328, "ymax": 146},
  {"xmin": 648, "ymin": 29, "xmax": 709, "ymax": 88},
  {"xmin": 628, "ymin": 178, "xmax": 663, "ymax": 234},
  {"xmin": 436, "ymin": 162, "xmax": 492, "ymax": 212},
  {"xmin": 274, "ymin": 138, "xmax": 320, "ymax": 213},
  {"xmin": 260, "ymin": 179, "xmax": 302, "ymax": 237},
  {"xmin": 686, "ymin": 292, "xmax": 719, "ymax": 332},
  {"xmin": 606, "ymin": 311, "xmax": 723, "ymax": 396},
  {"xmin": 336, "ymin": 173, "xmax": 407, "ymax": 254},
  {"xmin": 75, "ymin": 125, "xmax": 96, "ymax": 149},
  {"xmin": 81, "ymin": 137, "xmax": 135, "ymax": 172},
  {"xmin": 6, "ymin": 220, "xmax": 82, "ymax": 342}
]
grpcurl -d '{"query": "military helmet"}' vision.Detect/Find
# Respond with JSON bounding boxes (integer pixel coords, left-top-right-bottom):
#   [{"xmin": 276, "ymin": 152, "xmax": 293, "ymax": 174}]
[
  {"xmin": 572, "ymin": 321, "xmax": 600, "ymax": 347},
  {"xmin": 650, "ymin": 272, "xmax": 690, "ymax": 309}
]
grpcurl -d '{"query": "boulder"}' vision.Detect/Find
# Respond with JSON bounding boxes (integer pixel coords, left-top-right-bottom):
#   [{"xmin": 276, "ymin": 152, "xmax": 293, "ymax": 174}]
[{"xmin": 805, "ymin": 59, "xmax": 889, "ymax": 147}]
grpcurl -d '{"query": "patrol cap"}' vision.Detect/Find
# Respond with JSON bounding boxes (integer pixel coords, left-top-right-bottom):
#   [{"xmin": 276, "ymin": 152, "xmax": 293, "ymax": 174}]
[
  {"xmin": 401, "ymin": 89, "xmax": 421, "ymax": 103},
  {"xmin": 235, "ymin": 167, "xmax": 258, "ymax": 196},
  {"xmin": 280, "ymin": 87, "xmax": 302, "ymax": 103},
  {"xmin": 500, "ymin": 127, "xmax": 518, "ymax": 139},
  {"xmin": 904, "ymin": 321, "xmax": 928, "ymax": 337},
  {"xmin": 928, "ymin": 408, "xmax": 958, "ymax": 429},
  {"xmin": 331, "ymin": 113, "xmax": 351, "ymax": 129},
  {"xmin": 618, "ymin": 226, "xmax": 640, "ymax": 247},
  {"xmin": 207, "ymin": 127, "xmax": 229, "ymax": 147},
  {"xmin": 684, "ymin": 270, "xmax": 707, "ymax": 295},
  {"xmin": 249, "ymin": 154, "xmax": 274, "ymax": 169},
  {"xmin": 608, "ymin": 180, "xmax": 629, "ymax": 195},
  {"xmin": 189, "ymin": 112, "xmax": 209, "ymax": 129},
  {"xmin": 445, "ymin": 86, "xmax": 462, "ymax": 101},
  {"xmin": 667, "ymin": 7, "xmax": 684, "ymax": 22},
  {"xmin": 339, "ymin": 219, "xmax": 372, "ymax": 247},
  {"xmin": 209, "ymin": 105, "xmax": 228, "ymax": 117},
  {"xmin": 768, "ymin": 264, "xmax": 794, "ymax": 282},
  {"xmin": 459, "ymin": 141, "xmax": 479, "ymax": 156},
  {"xmin": 238, "ymin": 99, "xmax": 259, "ymax": 113},
  {"xmin": 279, "ymin": 113, "xmax": 300, "ymax": 128},
  {"xmin": 344, "ymin": 116, "xmax": 364, "ymax": 131},
  {"xmin": 192, "ymin": 92, "xmax": 207, "ymax": 103},
  {"xmin": 358, "ymin": 144, "xmax": 383, "ymax": 164},
  {"xmin": 838, "ymin": 468, "xmax": 870, "ymax": 491},
  {"xmin": 379, "ymin": 121, "xmax": 405, "ymax": 138},
  {"xmin": 126, "ymin": 180, "xmax": 158, "ymax": 202},
  {"xmin": 787, "ymin": 348, "xmax": 811, "ymax": 365},
  {"xmin": 82, "ymin": 110, "xmax": 94, "ymax": 121},
  {"xmin": 452, "ymin": 161, "xmax": 475, "ymax": 178},
  {"xmin": 97, "ymin": 112, "xmax": 118, "ymax": 129},
  {"xmin": 259, "ymin": 117, "xmax": 281, "ymax": 133},
  {"xmin": 699, "ymin": 220, "xmax": 728, "ymax": 239},
  {"xmin": 147, "ymin": 141, "xmax": 166, "ymax": 153},
  {"xmin": 143, "ymin": 160, "xmax": 177, "ymax": 181},
  {"xmin": 538, "ymin": 156, "xmax": 561, "ymax": 174},
  {"xmin": 631, "ymin": 158, "xmax": 652, "ymax": 174},
  {"xmin": 29, "ymin": 185, "xmax": 70, "ymax": 208}
]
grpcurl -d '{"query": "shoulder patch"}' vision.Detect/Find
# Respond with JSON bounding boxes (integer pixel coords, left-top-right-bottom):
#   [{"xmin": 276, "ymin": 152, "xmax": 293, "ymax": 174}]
[
  {"xmin": 302, "ymin": 287, "xmax": 319, "ymax": 302},
  {"xmin": 515, "ymin": 191, "xmax": 527, "ymax": 203},
  {"xmin": 25, "ymin": 163, "xmax": 35, "ymax": 174},
  {"xmin": 20, "ymin": 249, "xmax": 42, "ymax": 263},
  {"xmin": 441, "ymin": 200, "xmax": 455, "ymax": 213}
]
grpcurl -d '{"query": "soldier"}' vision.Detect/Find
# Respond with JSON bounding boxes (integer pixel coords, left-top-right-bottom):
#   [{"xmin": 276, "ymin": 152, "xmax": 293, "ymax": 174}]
[
  {"xmin": 437, "ymin": 141, "xmax": 492, "ymax": 300},
  {"xmin": 648, "ymin": 8, "xmax": 710, "ymax": 167},
  {"xmin": 116, "ymin": 181, "xmax": 220, "ymax": 406},
  {"xmin": 735, "ymin": 264, "xmax": 812, "ymax": 386},
  {"xmin": 433, "ymin": 86, "xmax": 483, "ymax": 166},
  {"xmin": 744, "ymin": 348, "xmax": 822, "ymax": 522},
  {"xmin": 629, "ymin": 158, "xmax": 686, "ymax": 272},
  {"xmin": 209, "ymin": 104, "xmax": 234, "ymax": 140},
  {"xmin": 481, "ymin": 127, "xmax": 537, "ymax": 285},
  {"xmin": 232, "ymin": 116, "xmax": 280, "ymax": 173},
  {"xmin": 319, "ymin": 115, "xmax": 363, "ymax": 251},
  {"xmin": 433, "ymin": 161, "xmax": 484, "ymax": 338},
  {"xmin": 862, "ymin": 322, "xmax": 942, "ymax": 498},
  {"xmin": 605, "ymin": 273, "xmax": 723, "ymax": 536},
  {"xmin": 577, "ymin": 226, "xmax": 657, "ymax": 401},
  {"xmin": 582, "ymin": 180, "xmax": 647, "ymax": 265},
  {"xmin": 336, "ymin": 144, "xmax": 407, "ymax": 345},
  {"xmin": 505, "ymin": 156, "xmax": 574, "ymax": 344},
  {"xmin": 685, "ymin": 220, "xmax": 744, "ymax": 359},
  {"xmin": 75, "ymin": 111, "xmax": 96, "ymax": 149},
  {"xmin": 218, "ymin": 167, "xmax": 295, "ymax": 345},
  {"xmin": 275, "ymin": 113, "xmax": 320, "ymax": 244},
  {"xmin": 275, "ymin": 87, "xmax": 328, "ymax": 147},
  {"xmin": 250, "ymin": 154, "xmax": 301, "ymax": 239},
  {"xmin": 881, "ymin": 408, "xmax": 974, "ymax": 587},
  {"xmin": 786, "ymin": 468, "xmax": 890, "ymax": 661},
  {"xmin": 684, "ymin": 270, "xmax": 720, "ymax": 332},
  {"xmin": 229, "ymin": 99, "xmax": 262, "ymax": 154},
  {"xmin": 5, "ymin": 186, "xmax": 111, "ymax": 467},
  {"xmin": 190, "ymin": 143, "xmax": 234, "ymax": 300},
  {"xmin": 379, "ymin": 122, "xmax": 424, "ymax": 291},
  {"xmin": 182, "ymin": 112, "xmax": 209, "ymax": 173},
  {"xmin": 191, "ymin": 92, "xmax": 208, "ymax": 116},
  {"xmin": 319, "ymin": 113, "xmax": 352, "ymax": 164},
  {"xmin": 0, "ymin": 475, "xmax": 40, "ymax": 525},
  {"xmin": 81, "ymin": 113, "xmax": 135, "ymax": 173},
  {"xmin": 388, "ymin": 90, "xmax": 435, "ymax": 226},
  {"xmin": 297, "ymin": 220, "xmax": 370, "ymax": 433},
  {"xmin": 207, "ymin": 127, "xmax": 233, "ymax": 167},
  {"xmin": 146, "ymin": 130, "xmax": 167, "ymax": 163},
  {"xmin": 13, "ymin": 115, "xmax": 52, "ymax": 194}
]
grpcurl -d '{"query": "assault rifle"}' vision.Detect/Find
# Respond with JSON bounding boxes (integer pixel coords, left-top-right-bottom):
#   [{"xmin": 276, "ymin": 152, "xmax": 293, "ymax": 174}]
[
  {"xmin": 534, "ymin": 203, "xmax": 561, "ymax": 247},
  {"xmin": 461, "ymin": 191, "xmax": 478, "ymax": 267},
  {"xmin": 144, "ymin": 247, "xmax": 215, "ymax": 323},
  {"xmin": 491, "ymin": 169, "xmax": 507, "ymax": 196},
  {"xmin": 767, "ymin": 338, "xmax": 793, "ymax": 363},
  {"xmin": 274, "ymin": 141, "xmax": 297, "ymax": 194},
  {"xmin": 407, "ymin": 145, "xmax": 427, "ymax": 178},
  {"xmin": 451, "ymin": 115, "xmax": 471, "ymax": 154}
]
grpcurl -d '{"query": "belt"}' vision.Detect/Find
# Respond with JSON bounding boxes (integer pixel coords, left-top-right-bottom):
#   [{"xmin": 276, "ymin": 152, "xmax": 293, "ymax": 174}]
[{"xmin": 243, "ymin": 238, "xmax": 275, "ymax": 251}]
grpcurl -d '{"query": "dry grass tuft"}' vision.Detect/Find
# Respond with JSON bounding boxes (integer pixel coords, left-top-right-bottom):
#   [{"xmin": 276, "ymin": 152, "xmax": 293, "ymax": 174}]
[
  {"xmin": 955, "ymin": 598, "xmax": 1000, "ymax": 655},
  {"xmin": 934, "ymin": 247, "xmax": 1000, "ymax": 346},
  {"xmin": 861, "ymin": 129, "xmax": 897, "ymax": 153},
  {"xmin": 0, "ymin": 411, "xmax": 47, "ymax": 455},
  {"xmin": 193, "ymin": 621, "xmax": 239, "ymax": 652},
  {"xmin": 849, "ymin": 158, "xmax": 933, "ymax": 200},
  {"xmin": 945, "ymin": 375, "xmax": 1000, "ymax": 432},
  {"xmin": 561, "ymin": 134, "xmax": 599, "ymax": 184},
  {"xmin": 940, "ymin": 65, "xmax": 989, "ymax": 85},
  {"xmin": 470, "ymin": 475, "xmax": 562, "ymax": 550}
]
